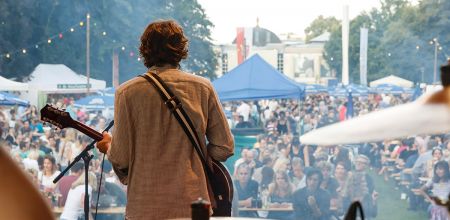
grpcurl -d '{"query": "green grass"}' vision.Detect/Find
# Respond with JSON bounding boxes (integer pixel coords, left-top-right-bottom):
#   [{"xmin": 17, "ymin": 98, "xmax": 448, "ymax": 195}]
[{"xmin": 369, "ymin": 170, "xmax": 428, "ymax": 220}]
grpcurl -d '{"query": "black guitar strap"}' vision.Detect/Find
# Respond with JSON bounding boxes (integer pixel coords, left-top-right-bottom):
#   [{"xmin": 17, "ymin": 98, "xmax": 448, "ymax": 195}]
[{"xmin": 138, "ymin": 72, "xmax": 217, "ymax": 205}]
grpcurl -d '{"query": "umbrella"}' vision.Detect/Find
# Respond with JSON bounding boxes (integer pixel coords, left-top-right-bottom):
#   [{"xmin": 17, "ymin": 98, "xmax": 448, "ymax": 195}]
[
  {"xmin": 74, "ymin": 95, "xmax": 114, "ymax": 110},
  {"xmin": 0, "ymin": 92, "xmax": 29, "ymax": 106}
]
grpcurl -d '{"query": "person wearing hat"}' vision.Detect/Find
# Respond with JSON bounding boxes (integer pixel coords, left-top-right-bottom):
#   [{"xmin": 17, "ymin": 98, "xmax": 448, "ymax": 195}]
[{"xmin": 345, "ymin": 155, "xmax": 378, "ymax": 219}]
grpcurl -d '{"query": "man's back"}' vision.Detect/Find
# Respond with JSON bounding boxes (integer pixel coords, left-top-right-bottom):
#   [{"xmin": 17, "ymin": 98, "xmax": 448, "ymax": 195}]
[{"xmin": 108, "ymin": 69, "xmax": 234, "ymax": 219}]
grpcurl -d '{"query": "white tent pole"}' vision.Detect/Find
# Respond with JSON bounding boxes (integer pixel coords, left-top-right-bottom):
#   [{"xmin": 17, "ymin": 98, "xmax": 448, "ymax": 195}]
[{"xmin": 86, "ymin": 13, "xmax": 91, "ymax": 94}]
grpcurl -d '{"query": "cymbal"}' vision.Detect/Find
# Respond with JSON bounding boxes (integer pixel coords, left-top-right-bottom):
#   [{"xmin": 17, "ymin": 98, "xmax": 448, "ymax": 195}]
[{"xmin": 300, "ymin": 87, "xmax": 450, "ymax": 146}]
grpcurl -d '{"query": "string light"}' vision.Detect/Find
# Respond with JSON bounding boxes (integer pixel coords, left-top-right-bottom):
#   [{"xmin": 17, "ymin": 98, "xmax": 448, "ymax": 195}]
[{"xmin": 2, "ymin": 16, "xmax": 140, "ymax": 63}]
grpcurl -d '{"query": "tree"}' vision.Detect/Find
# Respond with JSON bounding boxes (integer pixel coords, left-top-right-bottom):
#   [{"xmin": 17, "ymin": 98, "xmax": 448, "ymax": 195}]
[
  {"xmin": 0, "ymin": 0, "xmax": 218, "ymax": 84},
  {"xmin": 304, "ymin": 16, "xmax": 340, "ymax": 42},
  {"xmin": 323, "ymin": 0, "xmax": 422, "ymax": 83}
]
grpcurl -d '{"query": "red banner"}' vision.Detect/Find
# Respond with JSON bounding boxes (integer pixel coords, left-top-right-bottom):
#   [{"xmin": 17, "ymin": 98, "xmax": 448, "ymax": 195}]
[{"xmin": 236, "ymin": 27, "xmax": 245, "ymax": 64}]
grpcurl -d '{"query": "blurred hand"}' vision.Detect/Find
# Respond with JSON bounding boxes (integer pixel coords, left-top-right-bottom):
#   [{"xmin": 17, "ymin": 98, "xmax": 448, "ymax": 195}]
[
  {"xmin": 244, "ymin": 198, "xmax": 252, "ymax": 208},
  {"xmin": 307, "ymin": 196, "xmax": 316, "ymax": 206},
  {"xmin": 96, "ymin": 132, "xmax": 112, "ymax": 154}
]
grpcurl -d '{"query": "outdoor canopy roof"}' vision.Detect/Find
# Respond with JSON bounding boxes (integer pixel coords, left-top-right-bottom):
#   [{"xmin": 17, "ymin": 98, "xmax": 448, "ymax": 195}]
[
  {"xmin": 27, "ymin": 64, "xmax": 106, "ymax": 93},
  {"xmin": 370, "ymin": 75, "xmax": 414, "ymax": 88},
  {"xmin": 212, "ymin": 54, "xmax": 304, "ymax": 101},
  {"xmin": 0, "ymin": 75, "xmax": 28, "ymax": 91}
]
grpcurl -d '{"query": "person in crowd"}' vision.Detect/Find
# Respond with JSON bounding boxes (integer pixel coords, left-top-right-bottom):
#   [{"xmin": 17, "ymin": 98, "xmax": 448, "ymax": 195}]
[
  {"xmin": 276, "ymin": 111, "xmax": 290, "ymax": 135},
  {"xmin": 23, "ymin": 149, "xmax": 40, "ymax": 172},
  {"xmin": 344, "ymin": 155, "xmax": 378, "ymax": 219},
  {"xmin": 293, "ymin": 168, "xmax": 330, "ymax": 220},
  {"xmin": 273, "ymin": 157, "xmax": 290, "ymax": 173},
  {"xmin": 237, "ymin": 101, "xmax": 251, "ymax": 122},
  {"xmin": 424, "ymin": 147, "xmax": 444, "ymax": 178},
  {"xmin": 57, "ymin": 162, "xmax": 84, "ymax": 207},
  {"xmin": 330, "ymin": 147, "xmax": 352, "ymax": 172},
  {"xmin": 235, "ymin": 163, "xmax": 259, "ymax": 217},
  {"xmin": 267, "ymin": 170, "xmax": 295, "ymax": 219},
  {"xmin": 253, "ymin": 157, "xmax": 273, "ymax": 185},
  {"xmin": 60, "ymin": 172, "xmax": 97, "ymax": 220},
  {"xmin": 235, "ymin": 115, "xmax": 253, "ymax": 128},
  {"xmin": 259, "ymin": 166, "xmax": 275, "ymax": 192},
  {"xmin": 332, "ymin": 161, "xmax": 351, "ymax": 216},
  {"xmin": 38, "ymin": 155, "xmax": 61, "ymax": 193},
  {"xmin": 290, "ymin": 157, "xmax": 306, "ymax": 190},
  {"xmin": 420, "ymin": 161, "xmax": 450, "ymax": 220},
  {"xmin": 316, "ymin": 161, "xmax": 339, "ymax": 196}
]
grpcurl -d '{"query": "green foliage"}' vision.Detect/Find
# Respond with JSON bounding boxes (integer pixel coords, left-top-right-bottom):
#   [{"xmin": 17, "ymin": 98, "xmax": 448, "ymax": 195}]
[
  {"xmin": 304, "ymin": 16, "xmax": 340, "ymax": 42},
  {"xmin": 323, "ymin": 0, "xmax": 450, "ymax": 84},
  {"xmin": 0, "ymin": 0, "xmax": 217, "ymax": 84}
]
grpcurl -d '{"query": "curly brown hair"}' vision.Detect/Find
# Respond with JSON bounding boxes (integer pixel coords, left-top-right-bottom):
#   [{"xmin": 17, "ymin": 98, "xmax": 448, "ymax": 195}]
[{"xmin": 139, "ymin": 20, "xmax": 188, "ymax": 68}]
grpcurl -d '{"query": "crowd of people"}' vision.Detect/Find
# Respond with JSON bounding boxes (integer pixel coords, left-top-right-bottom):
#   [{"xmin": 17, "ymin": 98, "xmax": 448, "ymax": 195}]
[
  {"xmin": 228, "ymin": 92, "xmax": 450, "ymax": 220},
  {"xmin": 0, "ymin": 97, "xmax": 125, "ymax": 220},
  {"xmin": 1, "ymin": 90, "xmax": 450, "ymax": 219}
]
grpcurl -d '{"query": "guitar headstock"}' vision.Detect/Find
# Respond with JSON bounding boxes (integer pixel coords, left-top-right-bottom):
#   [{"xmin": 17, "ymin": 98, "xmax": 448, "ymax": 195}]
[{"xmin": 40, "ymin": 104, "xmax": 74, "ymax": 129}]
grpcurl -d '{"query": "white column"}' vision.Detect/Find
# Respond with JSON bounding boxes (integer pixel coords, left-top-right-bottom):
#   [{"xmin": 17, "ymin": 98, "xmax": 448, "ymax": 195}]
[{"xmin": 342, "ymin": 4, "xmax": 349, "ymax": 85}]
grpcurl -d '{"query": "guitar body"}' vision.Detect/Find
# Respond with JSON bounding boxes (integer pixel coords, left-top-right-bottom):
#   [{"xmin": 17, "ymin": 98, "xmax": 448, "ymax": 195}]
[
  {"xmin": 210, "ymin": 159, "xmax": 234, "ymax": 216},
  {"xmin": 41, "ymin": 104, "xmax": 234, "ymax": 216}
]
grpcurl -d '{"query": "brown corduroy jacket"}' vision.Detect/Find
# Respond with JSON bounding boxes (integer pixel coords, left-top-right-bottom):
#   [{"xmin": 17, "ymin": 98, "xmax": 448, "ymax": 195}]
[{"xmin": 107, "ymin": 68, "xmax": 234, "ymax": 220}]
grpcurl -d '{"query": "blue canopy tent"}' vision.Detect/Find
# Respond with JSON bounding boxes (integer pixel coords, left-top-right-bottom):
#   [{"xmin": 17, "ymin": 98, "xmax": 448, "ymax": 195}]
[
  {"xmin": 300, "ymin": 83, "xmax": 328, "ymax": 95},
  {"xmin": 0, "ymin": 92, "xmax": 29, "ymax": 106},
  {"xmin": 212, "ymin": 54, "xmax": 305, "ymax": 101},
  {"xmin": 96, "ymin": 87, "xmax": 115, "ymax": 97},
  {"xmin": 328, "ymin": 83, "xmax": 370, "ymax": 97},
  {"xmin": 74, "ymin": 95, "xmax": 114, "ymax": 110},
  {"xmin": 374, "ymin": 83, "xmax": 413, "ymax": 95}
]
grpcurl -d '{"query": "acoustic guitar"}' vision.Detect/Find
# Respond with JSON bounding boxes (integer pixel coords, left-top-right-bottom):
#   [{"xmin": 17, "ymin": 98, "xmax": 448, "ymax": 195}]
[{"xmin": 40, "ymin": 104, "xmax": 234, "ymax": 216}]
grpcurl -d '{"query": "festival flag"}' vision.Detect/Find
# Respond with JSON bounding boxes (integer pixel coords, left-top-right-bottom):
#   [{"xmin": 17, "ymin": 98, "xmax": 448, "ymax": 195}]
[{"xmin": 236, "ymin": 27, "xmax": 245, "ymax": 64}]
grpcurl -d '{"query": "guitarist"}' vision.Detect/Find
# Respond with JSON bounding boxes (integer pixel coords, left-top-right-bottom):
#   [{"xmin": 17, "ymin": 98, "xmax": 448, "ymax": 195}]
[{"xmin": 96, "ymin": 20, "xmax": 234, "ymax": 220}]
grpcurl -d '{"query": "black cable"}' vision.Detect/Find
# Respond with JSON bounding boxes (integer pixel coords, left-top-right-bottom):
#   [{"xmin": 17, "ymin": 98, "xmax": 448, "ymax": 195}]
[{"xmin": 94, "ymin": 153, "xmax": 106, "ymax": 220}]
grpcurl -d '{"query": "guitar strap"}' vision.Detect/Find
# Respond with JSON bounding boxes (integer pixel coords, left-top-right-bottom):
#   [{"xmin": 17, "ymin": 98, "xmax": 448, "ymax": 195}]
[{"xmin": 138, "ymin": 72, "xmax": 217, "ymax": 206}]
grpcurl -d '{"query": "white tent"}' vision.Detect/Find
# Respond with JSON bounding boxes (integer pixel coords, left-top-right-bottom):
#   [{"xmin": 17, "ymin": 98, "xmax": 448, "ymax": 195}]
[
  {"xmin": 370, "ymin": 75, "xmax": 414, "ymax": 88},
  {"xmin": 0, "ymin": 75, "xmax": 28, "ymax": 91},
  {"xmin": 22, "ymin": 64, "xmax": 106, "ymax": 106},
  {"xmin": 27, "ymin": 64, "xmax": 106, "ymax": 92}
]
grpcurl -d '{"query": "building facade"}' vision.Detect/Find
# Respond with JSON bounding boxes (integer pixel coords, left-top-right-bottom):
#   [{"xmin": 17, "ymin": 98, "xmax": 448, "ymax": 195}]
[{"xmin": 215, "ymin": 26, "xmax": 335, "ymax": 85}]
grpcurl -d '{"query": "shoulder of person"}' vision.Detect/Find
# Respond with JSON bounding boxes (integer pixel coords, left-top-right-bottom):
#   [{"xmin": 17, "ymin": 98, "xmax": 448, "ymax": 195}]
[{"xmin": 173, "ymin": 70, "xmax": 215, "ymax": 89}]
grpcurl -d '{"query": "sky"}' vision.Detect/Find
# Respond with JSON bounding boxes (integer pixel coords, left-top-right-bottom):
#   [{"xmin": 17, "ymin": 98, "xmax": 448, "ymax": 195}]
[{"xmin": 197, "ymin": 0, "xmax": 382, "ymax": 44}]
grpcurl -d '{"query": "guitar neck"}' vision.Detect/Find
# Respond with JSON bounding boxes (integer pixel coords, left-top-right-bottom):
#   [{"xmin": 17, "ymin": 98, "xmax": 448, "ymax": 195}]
[{"xmin": 72, "ymin": 121, "xmax": 104, "ymax": 141}]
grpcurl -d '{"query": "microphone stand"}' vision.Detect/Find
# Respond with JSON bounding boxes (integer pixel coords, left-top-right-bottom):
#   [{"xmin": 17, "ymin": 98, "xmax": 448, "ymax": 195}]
[{"xmin": 53, "ymin": 120, "xmax": 114, "ymax": 220}]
